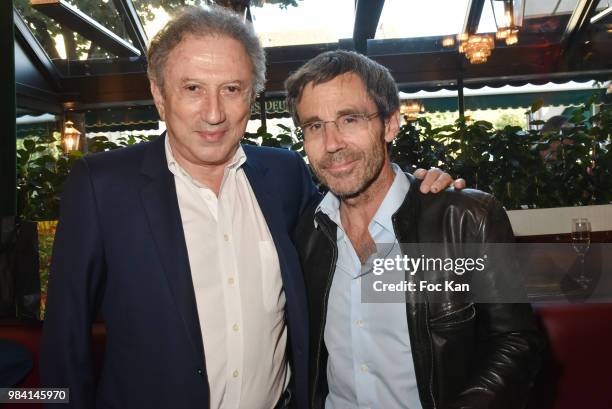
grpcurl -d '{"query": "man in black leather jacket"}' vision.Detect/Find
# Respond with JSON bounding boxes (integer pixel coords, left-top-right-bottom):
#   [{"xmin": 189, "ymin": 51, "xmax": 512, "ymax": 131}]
[{"xmin": 285, "ymin": 50, "xmax": 544, "ymax": 409}]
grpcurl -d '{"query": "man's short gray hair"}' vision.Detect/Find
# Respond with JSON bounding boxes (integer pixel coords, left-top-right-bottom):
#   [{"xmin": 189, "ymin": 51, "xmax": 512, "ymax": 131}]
[
  {"xmin": 284, "ymin": 50, "xmax": 399, "ymax": 124},
  {"xmin": 147, "ymin": 5, "xmax": 266, "ymax": 96}
]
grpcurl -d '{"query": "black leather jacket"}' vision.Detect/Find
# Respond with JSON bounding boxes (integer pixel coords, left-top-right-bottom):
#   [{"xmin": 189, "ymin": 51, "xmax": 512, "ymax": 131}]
[{"xmin": 293, "ymin": 174, "xmax": 544, "ymax": 409}]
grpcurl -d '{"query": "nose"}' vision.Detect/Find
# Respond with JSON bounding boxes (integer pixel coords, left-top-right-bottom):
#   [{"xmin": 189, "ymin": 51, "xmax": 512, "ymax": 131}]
[
  {"xmin": 322, "ymin": 121, "xmax": 345, "ymax": 153},
  {"xmin": 201, "ymin": 92, "xmax": 226, "ymax": 125}
]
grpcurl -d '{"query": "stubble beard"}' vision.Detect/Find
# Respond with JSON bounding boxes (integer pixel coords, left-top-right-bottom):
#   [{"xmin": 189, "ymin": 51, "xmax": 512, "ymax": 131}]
[{"xmin": 312, "ymin": 137, "xmax": 387, "ymax": 200}]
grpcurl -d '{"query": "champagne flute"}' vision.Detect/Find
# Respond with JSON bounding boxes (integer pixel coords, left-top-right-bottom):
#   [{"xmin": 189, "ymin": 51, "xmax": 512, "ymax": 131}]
[{"xmin": 571, "ymin": 218, "xmax": 591, "ymax": 289}]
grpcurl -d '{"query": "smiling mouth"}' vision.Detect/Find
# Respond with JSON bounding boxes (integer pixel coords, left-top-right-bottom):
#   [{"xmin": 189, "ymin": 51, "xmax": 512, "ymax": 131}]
[
  {"xmin": 325, "ymin": 158, "xmax": 358, "ymax": 174},
  {"xmin": 196, "ymin": 130, "xmax": 226, "ymax": 142}
]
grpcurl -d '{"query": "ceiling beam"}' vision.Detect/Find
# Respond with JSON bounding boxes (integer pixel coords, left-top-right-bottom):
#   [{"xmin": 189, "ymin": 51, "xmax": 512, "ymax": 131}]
[
  {"xmin": 353, "ymin": 0, "xmax": 385, "ymax": 54},
  {"xmin": 31, "ymin": 0, "xmax": 141, "ymax": 58},
  {"xmin": 590, "ymin": 5, "xmax": 612, "ymax": 24},
  {"xmin": 561, "ymin": 0, "xmax": 598, "ymax": 45},
  {"xmin": 13, "ymin": 8, "xmax": 61, "ymax": 90},
  {"xmin": 1, "ymin": 1, "xmax": 16, "ymax": 217},
  {"xmin": 462, "ymin": 0, "xmax": 486, "ymax": 34},
  {"xmin": 111, "ymin": 0, "xmax": 148, "ymax": 55}
]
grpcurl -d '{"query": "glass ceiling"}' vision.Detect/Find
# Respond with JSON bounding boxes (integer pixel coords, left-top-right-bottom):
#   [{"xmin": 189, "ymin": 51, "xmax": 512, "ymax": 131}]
[
  {"xmin": 13, "ymin": 0, "xmax": 611, "ymax": 79},
  {"xmin": 375, "ymin": 0, "xmax": 470, "ymax": 40},
  {"xmin": 597, "ymin": 0, "xmax": 612, "ymax": 10},
  {"xmin": 250, "ymin": 0, "xmax": 354, "ymax": 47},
  {"xmin": 477, "ymin": 0, "xmax": 581, "ymax": 38},
  {"xmin": 525, "ymin": 0, "xmax": 580, "ymax": 18},
  {"xmin": 131, "ymin": 0, "xmax": 355, "ymax": 48},
  {"xmin": 14, "ymin": 0, "xmax": 134, "ymax": 62},
  {"xmin": 130, "ymin": 0, "xmax": 173, "ymax": 40}
]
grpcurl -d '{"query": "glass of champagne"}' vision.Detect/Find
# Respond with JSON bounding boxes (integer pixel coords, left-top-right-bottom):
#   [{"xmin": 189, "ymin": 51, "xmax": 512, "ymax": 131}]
[{"xmin": 571, "ymin": 218, "xmax": 591, "ymax": 289}]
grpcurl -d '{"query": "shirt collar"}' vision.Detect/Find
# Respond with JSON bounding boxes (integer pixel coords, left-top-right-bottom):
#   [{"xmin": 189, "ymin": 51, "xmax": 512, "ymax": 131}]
[
  {"xmin": 314, "ymin": 163, "xmax": 410, "ymax": 234},
  {"xmin": 315, "ymin": 189, "xmax": 342, "ymax": 229},
  {"xmin": 165, "ymin": 134, "xmax": 246, "ymax": 187}
]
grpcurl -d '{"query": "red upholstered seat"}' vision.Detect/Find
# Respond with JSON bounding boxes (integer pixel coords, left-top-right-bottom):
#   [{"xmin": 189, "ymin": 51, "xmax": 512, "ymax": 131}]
[
  {"xmin": 0, "ymin": 321, "xmax": 106, "ymax": 409},
  {"xmin": 527, "ymin": 303, "xmax": 612, "ymax": 409},
  {"xmin": 1, "ymin": 304, "xmax": 611, "ymax": 408}
]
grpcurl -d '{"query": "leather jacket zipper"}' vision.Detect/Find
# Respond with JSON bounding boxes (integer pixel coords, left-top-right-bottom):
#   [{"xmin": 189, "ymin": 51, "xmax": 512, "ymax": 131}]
[
  {"xmin": 392, "ymin": 215, "xmax": 437, "ymax": 409},
  {"xmin": 423, "ymin": 297, "xmax": 437, "ymax": 409},
  {"xmin": 311, "ymin": 214, "xmax": 338, "ymax": 409}
]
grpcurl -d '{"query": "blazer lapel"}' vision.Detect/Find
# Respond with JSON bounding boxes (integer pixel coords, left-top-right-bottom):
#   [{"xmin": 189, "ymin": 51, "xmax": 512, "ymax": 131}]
[
  {"xmin": 242, "ymin": 151, "xmax": 294, "ymax": 286},
  {"xmin": 138, "ymin": 135, "xmax": 205, "ymax": 363}
]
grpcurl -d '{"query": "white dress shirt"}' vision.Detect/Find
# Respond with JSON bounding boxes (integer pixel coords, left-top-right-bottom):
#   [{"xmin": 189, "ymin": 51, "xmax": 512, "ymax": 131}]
[{"xmin": 165, "ymin": 136, "xmax": 288, "ymax": 409}]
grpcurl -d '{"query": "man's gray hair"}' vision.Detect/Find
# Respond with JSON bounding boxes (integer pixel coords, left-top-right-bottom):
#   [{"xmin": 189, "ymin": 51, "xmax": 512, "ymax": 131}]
[
  {"xmin": 284, "ymin": 50, "xmax": 399, "ymax": 124},
  {"xmin": 147, "ymin": 5, "xmax": 266, "ymax": 96}
]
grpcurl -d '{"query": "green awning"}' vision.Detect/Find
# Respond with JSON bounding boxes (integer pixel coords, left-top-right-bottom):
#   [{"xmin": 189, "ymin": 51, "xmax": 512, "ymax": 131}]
[
  {"xmin": 248, "ymin": 89, "xmax": 603, "ymax": 119},
  {"xmin": 16, "ymin": 121, "xmax": 57, "ymax": 139},
  {"xmin": 84, "ymin": 105, "xmax": 160, "ymax": 133},
  {"xmin": 420, "ymin": 89, "xmax": 604, "ymax": 113}
]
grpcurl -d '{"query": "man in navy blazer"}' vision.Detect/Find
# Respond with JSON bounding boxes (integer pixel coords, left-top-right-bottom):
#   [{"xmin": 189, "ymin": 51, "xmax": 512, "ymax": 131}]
[
  {"xmin": 41, "ymin": 5, "xmax": 457, "ymax": 409},
  {"xmin": 41, "ymin": 6, "xmax": 318, "ymax": 408},
  {"xmin": 42, "ymin": 133, "xmax": 316, "ymax": 408}
]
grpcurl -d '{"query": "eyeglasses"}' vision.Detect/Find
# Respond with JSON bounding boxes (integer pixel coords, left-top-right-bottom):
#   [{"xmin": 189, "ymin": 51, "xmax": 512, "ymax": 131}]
[{"xmin": 298, "ymin": 112, "xmax": 379, "ymax": 139}]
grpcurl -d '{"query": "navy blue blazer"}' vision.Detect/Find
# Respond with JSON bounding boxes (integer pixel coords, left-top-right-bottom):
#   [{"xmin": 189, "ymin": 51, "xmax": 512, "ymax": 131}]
[{"xmin": 41, "ymin": 135, "xmax": 318, "ymax": 409}]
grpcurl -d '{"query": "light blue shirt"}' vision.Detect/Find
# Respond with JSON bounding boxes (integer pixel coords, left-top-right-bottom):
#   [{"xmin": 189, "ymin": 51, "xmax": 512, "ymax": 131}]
[{"xmin": 317, "ymin": 164, "xmax": 422, "ymax": 409}]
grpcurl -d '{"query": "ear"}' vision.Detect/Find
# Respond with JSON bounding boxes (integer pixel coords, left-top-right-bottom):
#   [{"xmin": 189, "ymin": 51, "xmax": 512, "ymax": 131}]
[
  {"xmin": 384, "ymin": 110, "xmax": 401, "ymax": 143},
  {"xmin": 150, "ymin": 80, "xmax": 166, "ymax": 121}
]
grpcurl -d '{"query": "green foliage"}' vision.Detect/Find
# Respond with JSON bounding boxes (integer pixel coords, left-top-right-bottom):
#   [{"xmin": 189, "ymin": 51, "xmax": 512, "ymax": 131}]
[
  {"xmin": 244, "ymin": 124, "xmax": 304, "ymax": 152},
  {"xmin": 391, "ymin": 98, "xmax": 612, "ymax": 210},
  {"xmin": 493, "ymin": 112, "xmax": 525, "ymax": 129},
  {"xmin": 16, "ymin": 96, "xmax": 611, "ymax": 219},
  {"xmin": 16, "ymin": 133, "xmax": 153, "ymax": 221}
]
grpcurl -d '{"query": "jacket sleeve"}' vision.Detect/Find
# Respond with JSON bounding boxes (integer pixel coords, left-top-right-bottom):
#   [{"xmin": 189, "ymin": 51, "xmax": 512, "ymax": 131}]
[
  {"xmin": 40, "ymin": 158, "xmax": 106, "ymax": 409},
  {"xmin": 449, "ymin": 198, "xmax": 545, "ymax": 409}
]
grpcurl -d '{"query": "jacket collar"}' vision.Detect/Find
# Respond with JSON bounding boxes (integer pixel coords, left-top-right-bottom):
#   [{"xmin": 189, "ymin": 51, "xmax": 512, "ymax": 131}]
[
  {"xmin": 140, "ymin": 132, "xmax": 167, "ymax": 179},
  {"xmin": 242, "ymin": 144, "xmax": 270, "ymax": 180},
  {"xmin": 392, "ymin": 173, "xmax": 421, "ymax": 244}
]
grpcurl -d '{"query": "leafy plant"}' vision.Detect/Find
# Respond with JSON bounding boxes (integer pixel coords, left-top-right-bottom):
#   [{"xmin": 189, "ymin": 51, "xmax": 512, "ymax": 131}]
[
  {"xmin": 16, "ymin": 95, "xmax": 611, "ymax": 219},
  {"xmin": 244, "ymin": 124, "xmax": 304, "ymax": 152},
  {"xmin": 390, "ymin": 96, "xmax": 611, "ymax": 210},
  {"xmin": 16, "ymin": 133, "xmax": 153, "ymax": 221}
]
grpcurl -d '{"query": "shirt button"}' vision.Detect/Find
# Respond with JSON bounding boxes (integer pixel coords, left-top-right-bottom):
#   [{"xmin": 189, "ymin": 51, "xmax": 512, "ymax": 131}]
[
  {"xmin": 228, "ymin": 277, "xmax": 235, "ymax": 285},
  {"xmin": 232, "ymin": 323, "xmax": 240, "ymax": 332},
  {"xmin": 224, "ymin": 234, "xmax": 230, "ymax": 242},
  {"xmin": 356, "ymin": 320, "xmax": 364, "ymax": 327},
  {"xmin": 233, "ymin": 369, "xmax": 240, "ymax": 378},
  {"xmin": 360, "ymin": 364, "xmax": 369, "ymax": 372},
  {"xmin": 196, "ymin": 368, "xmax": 204, "ymax": 376}
]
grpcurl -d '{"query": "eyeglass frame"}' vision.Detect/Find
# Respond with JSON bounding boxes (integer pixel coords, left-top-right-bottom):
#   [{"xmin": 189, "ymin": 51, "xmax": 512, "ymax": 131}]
[{"xmin": 297, "ymin": 112, "xmax": 380, "ymax": 139}]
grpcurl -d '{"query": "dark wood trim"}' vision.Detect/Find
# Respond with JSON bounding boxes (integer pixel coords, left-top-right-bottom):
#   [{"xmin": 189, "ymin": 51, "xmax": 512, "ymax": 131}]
[
  {"xmin": 2, "ymin": 1, "xmax": 16, "ymax": 217},
  {"xmin": 353, "ymin": 0, "xmax": 385, "ymax": 54},
  {"xmin": 13, "ymin": 9, "xmax": 61, "ymax": 91},
  {"xmin": 463, "ymin": 0, "xmax": 486, "ymax": 34},
  {"xmin": 111, "ymin": 0, "xmax": 148, "ymax": 56}
]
